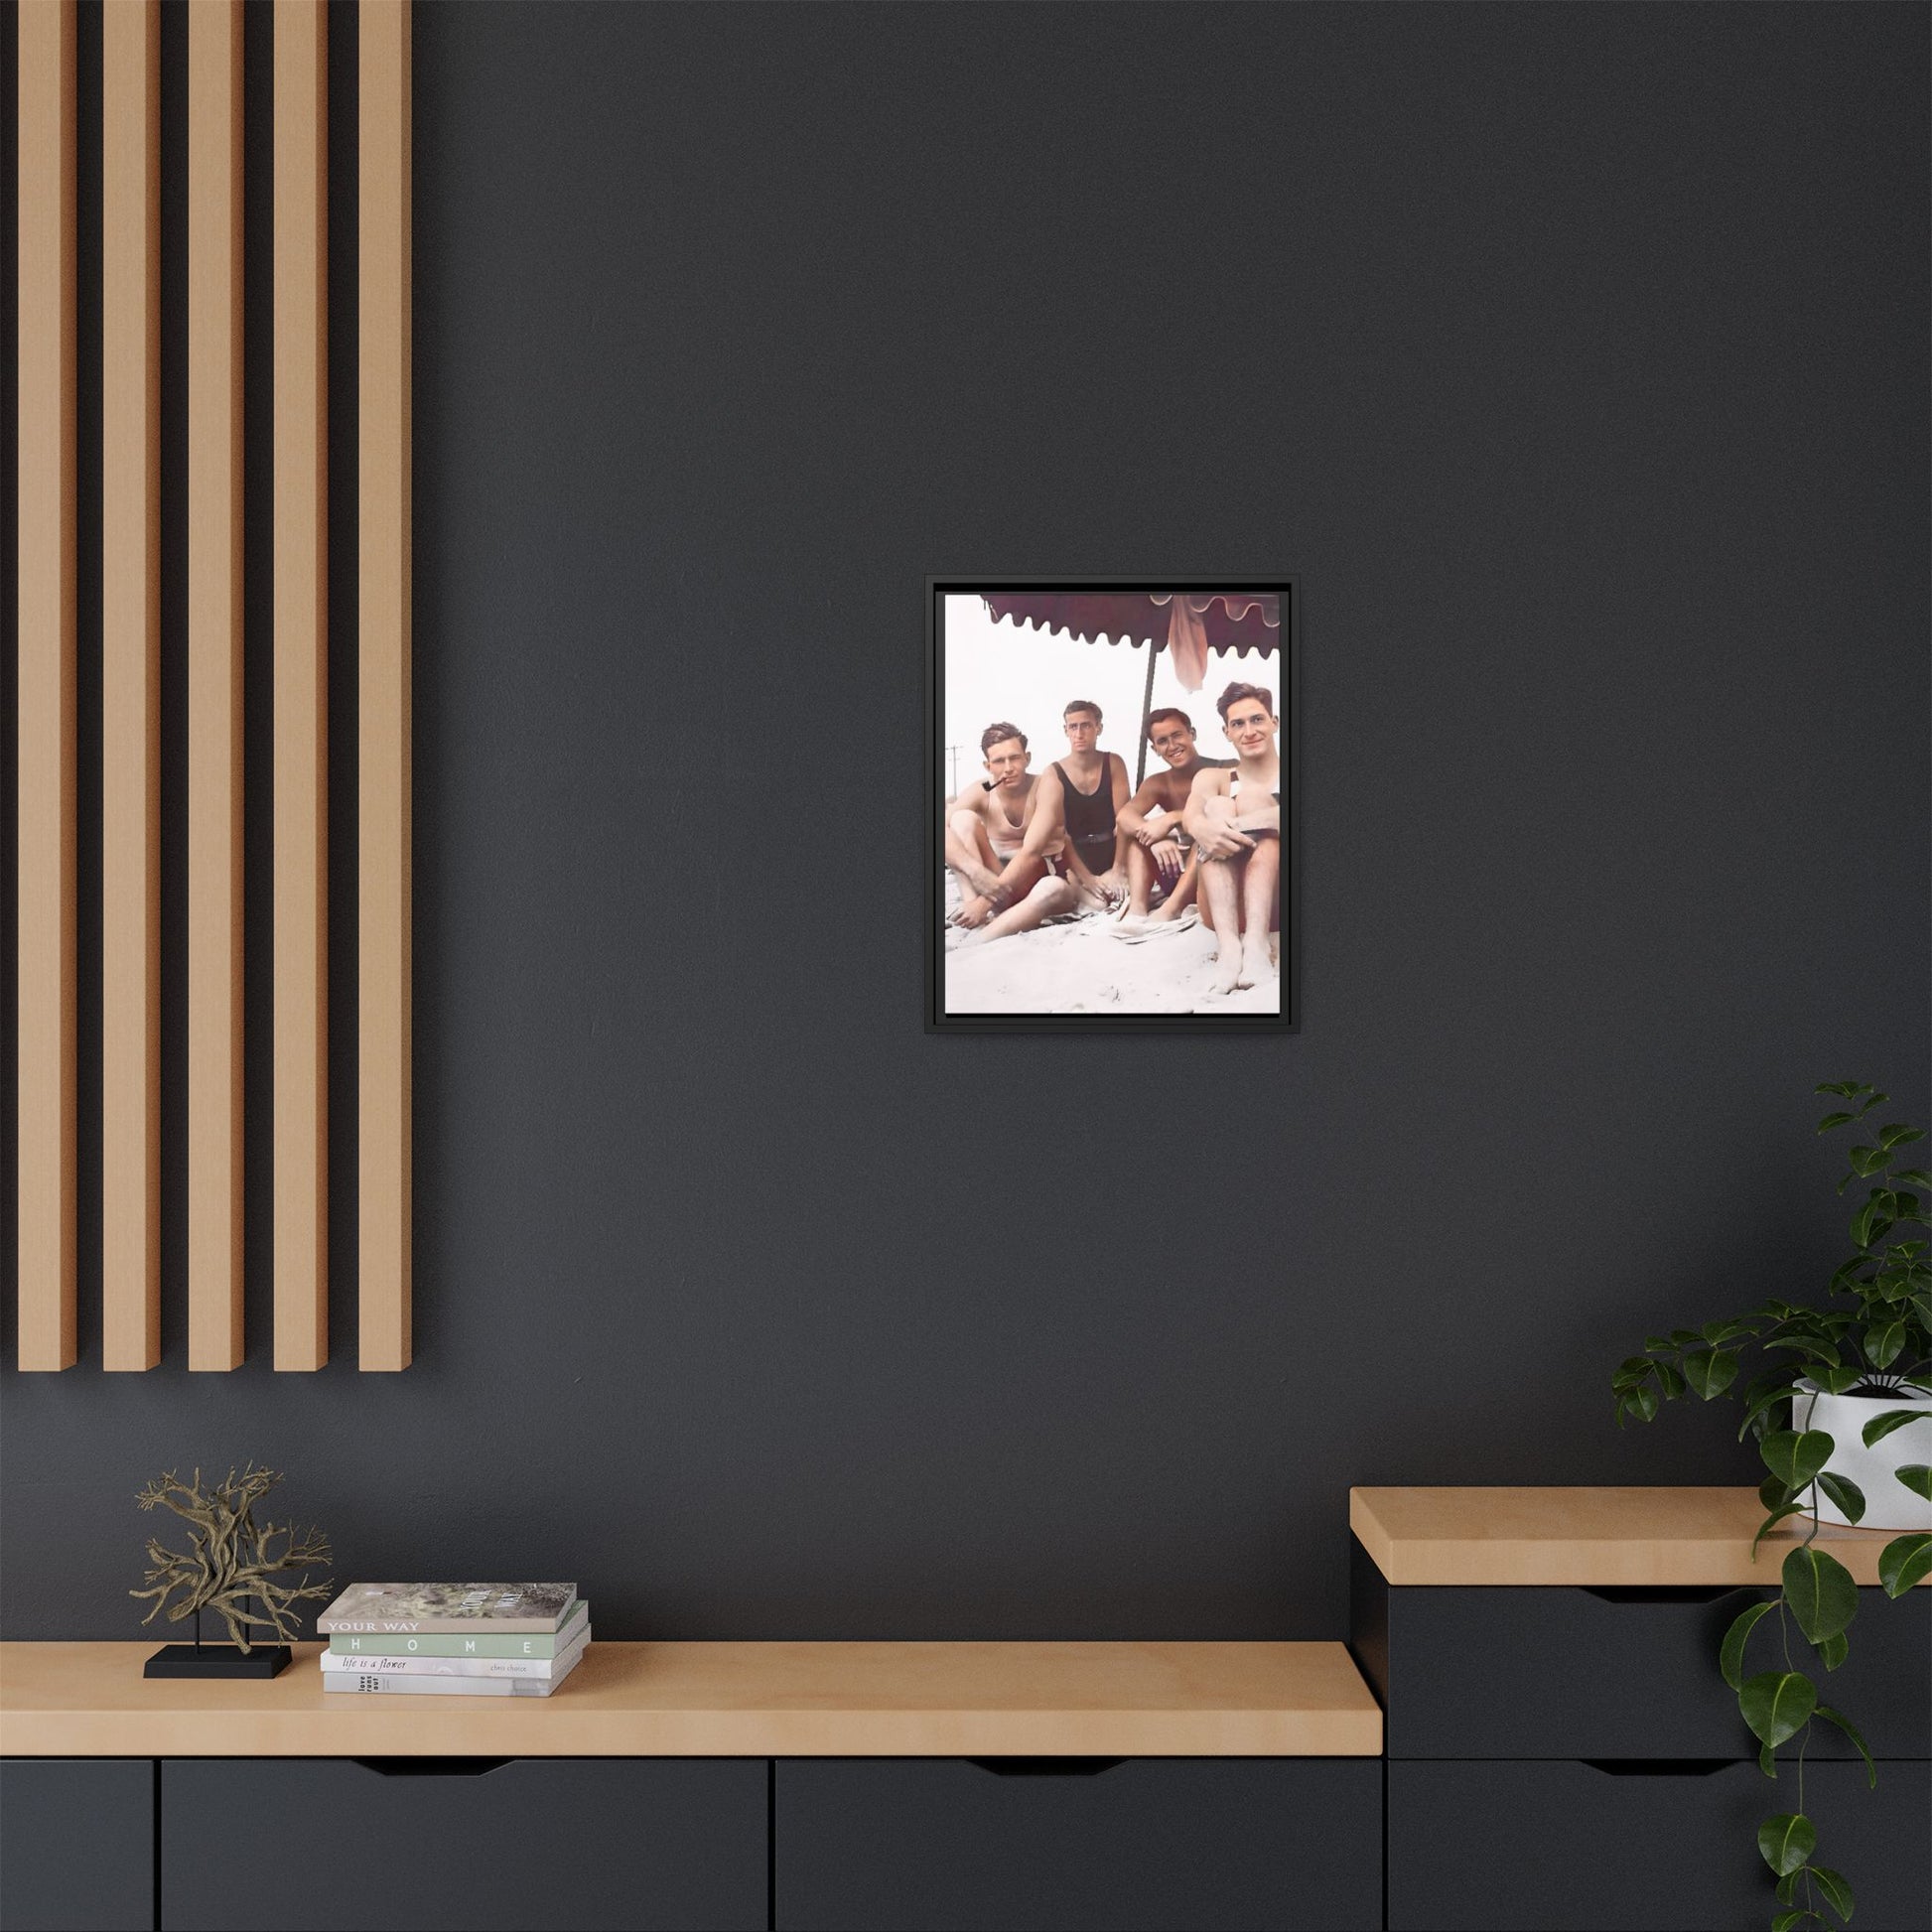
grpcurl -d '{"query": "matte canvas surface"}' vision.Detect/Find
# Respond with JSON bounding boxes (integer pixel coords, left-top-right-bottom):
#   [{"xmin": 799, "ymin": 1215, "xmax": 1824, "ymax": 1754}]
[{"xmin": 930, "ymin": 582, "xmax": 1297, "ymax": 1032}]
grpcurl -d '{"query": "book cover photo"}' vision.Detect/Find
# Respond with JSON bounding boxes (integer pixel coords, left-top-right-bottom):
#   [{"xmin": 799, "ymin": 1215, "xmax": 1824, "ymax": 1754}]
[{"xmin": 318, "ymin": 1583, "xmax": 577, "ymax": 1634}]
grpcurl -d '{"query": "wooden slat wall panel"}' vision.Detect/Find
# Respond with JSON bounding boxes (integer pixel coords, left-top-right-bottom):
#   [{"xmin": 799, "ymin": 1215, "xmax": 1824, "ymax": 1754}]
[
  {"xmin": 273, "ymin": 0, "xmax": 328, "ymax": 1370},
  {"xmin": 16, "ymin": 0, "xmax": 78, "ymax": 1372},
  {"xmin": 101, "ymin": 0, "xmax": 162, "ymax": 1371},
  {"xmin": 187, "ymin": 0, "xmax": 245, "ymax": 1370},
  {"xmin": 359, "ymin": 0, "xmax": 412, "ymax": 1369}
]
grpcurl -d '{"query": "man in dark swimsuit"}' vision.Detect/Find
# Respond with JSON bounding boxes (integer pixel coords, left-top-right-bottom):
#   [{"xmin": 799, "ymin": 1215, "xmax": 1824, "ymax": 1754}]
[{"xmin": 1016, "ymin": 699, "xmax": 1131, "ymax": 910}]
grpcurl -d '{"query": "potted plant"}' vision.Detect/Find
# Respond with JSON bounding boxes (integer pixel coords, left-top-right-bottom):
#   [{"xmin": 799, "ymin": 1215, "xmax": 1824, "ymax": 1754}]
[{"xmin": 1612, "ymin": 1081, "xmax": 1932, "ymax": 1932}]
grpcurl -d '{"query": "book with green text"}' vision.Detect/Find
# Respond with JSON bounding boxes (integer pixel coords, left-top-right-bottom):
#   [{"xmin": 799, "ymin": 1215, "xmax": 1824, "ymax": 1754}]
[{"xmin": 327, "ymin": 1600, "xmax": 589, "ymax": 1658}]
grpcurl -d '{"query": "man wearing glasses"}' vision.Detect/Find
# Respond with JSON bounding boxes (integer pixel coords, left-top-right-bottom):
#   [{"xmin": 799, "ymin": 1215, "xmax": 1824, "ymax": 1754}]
[
  {"xmin": 1114, "ymin": 706, "xmax": 1221, "ymax": 925},
  {"xmin": 1184, "ymin": 682, "xmax": 1283, "ymax": 996}
]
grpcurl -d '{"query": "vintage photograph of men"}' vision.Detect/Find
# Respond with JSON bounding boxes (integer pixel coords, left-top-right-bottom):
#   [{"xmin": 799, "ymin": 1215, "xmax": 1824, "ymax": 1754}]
[{"xmin": 929, "ymin": 584, "xmax": 1295, "ymax": 1030}]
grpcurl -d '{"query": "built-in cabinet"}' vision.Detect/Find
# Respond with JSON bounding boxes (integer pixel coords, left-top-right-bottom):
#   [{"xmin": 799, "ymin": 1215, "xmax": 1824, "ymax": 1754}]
[
  {"xmin": 0, "ymin": 1755, "xmax": 1379, "ymax": 1932},
  {"xmin": 1350, "ymin": 1534, "xmax": 1932, "ymax": 1931}
]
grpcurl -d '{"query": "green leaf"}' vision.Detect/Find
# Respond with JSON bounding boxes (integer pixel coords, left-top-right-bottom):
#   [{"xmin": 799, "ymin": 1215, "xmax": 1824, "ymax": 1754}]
[
  {"xmin": 1816, "ymin": 1472, "xmax": 1865, "ymax": 1524},
  {"xmin": 1878, "ymin": 1123, "xmax": 1925, "ymax": 1150},
  {"xmin": 1813, "ymin": 1706, "xmax": 1876, "ymax": 1788},
  {"xmin": 1740, "ymin": 1670, "xmax": 1817, "ymax": 1747},
  {"xmin": 1770, "ymin": 1908, "xmax": 1811, "ymax": 1932},
  {"xmin": 1892, "ymin": 1168, "xmax": 1932, "ymax": 1190},
  {"xmin": 1720, "ymin": 1598, "xmax": 1777, "ymax": 1690},
  {"xmin": 1894, "ymin": 1464, "xmax": 1932, "ymax": 1502},
  {"xmin": 1815, "ymin": 1630, "xmax": 1849, "ymax": 1671},
  {"xmin": 1857, "ymin": 1090, "xmax": 1889, "ymax": 1116},
  {"xmin": 1810, "ymin": 1863, "xmax": 1856, "ymax": 1922},
  {"xmin": 1760, "ymin": 1474, "xmax": 1796, "ymax": 1512},
  {"xmin": 1758, "ymin": 1812, "xmax": 1816, "ymax": 1876},
  {"xmin": 1682, "ymin": 1347, "xmax": 1739, "ymax": 1400},
  {"xmin": 1851, "ymin": 1145, "xmax": 1888, "ymax": 1176},
  {"xmin": 1654, "ymin": 1359, "xmax": 1688, "ymax": 1399},
  {"xmin": 1809, "ymin": 1365, "xmax": 1865, "ymax": 1395},
  {"xmin": 1618, "ymin": 1383, "xmax": 1658, "ymax": 1426},
  {"xmin": 1759, "ymin": 1737, "xmax": 1777, "ymax": 1777},
  {"xmin": 1864, "ymin": 1320, "xmax": 1905, "ymax": 1369},
  {"xmin": 1816, "ymin": 1111, "xmax": 1856, "ymax": 1132},
  {"xmin": 1878, "ymin": 1533, "xmax": 1932, "ymax": 1596},
  {"xmin": 1783, "ymin": 1547, "xmax": 1860, "ymax": 1644},
  {"xmin": 1852, "ymin": 1194, "xmax": 1895, "ymax": 1248},
  {"xmin": 1762, "ymin": 1430, "xmax": 1835, "ymax": 1490},
  {"xmin": 1814, "ymin": 1081, "xmax": 1859, "ymax": 1097},
  {"xmin": 1862, "ymin": 1409, "xmax": 1930, "ymax": 1448}
]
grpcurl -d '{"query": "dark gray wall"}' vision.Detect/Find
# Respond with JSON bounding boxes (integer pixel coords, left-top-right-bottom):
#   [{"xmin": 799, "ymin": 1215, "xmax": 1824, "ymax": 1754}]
[{"xmin": 4, "ymin": 2, "xmax": 1927, "ymax": 1640}]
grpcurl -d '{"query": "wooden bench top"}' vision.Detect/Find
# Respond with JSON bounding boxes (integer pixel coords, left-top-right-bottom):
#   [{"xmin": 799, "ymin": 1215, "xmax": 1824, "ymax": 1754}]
[
  {"xmin": 1350, "ymin": 1486, "xmax": 1928, "ymax": 1587},
  {"xmin": 0, "ymin": 1640, "xmax": 1382, "ymax": 1758}
]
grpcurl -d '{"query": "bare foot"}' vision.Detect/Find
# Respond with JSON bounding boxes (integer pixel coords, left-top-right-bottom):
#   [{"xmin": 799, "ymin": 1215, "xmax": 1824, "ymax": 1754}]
[
  {"xmin": 1235, "ymin": 940, "xmax": 1274, "ymax": 990},
  {"xmin": 1208, "ymin": 944, "xmax": 1242, "ymax": 995}
]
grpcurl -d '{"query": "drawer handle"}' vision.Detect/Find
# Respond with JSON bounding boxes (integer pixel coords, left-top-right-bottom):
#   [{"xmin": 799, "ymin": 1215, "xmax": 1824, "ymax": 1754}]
[
  {"xmin": 1582, "ymin": 1759, "xmax": 1734, "ymax": 1777},
  {"xmin": 1579, "ymin": 1587, "xmax": 1751, "ymax": 1605},
  {"xmin": 968, "ymin": 1757, "xmax": 1126, "ymax": 1777},
  {"xmin": 351, "ymin": 1757, "xmax": 514, "ymax": 1777}
]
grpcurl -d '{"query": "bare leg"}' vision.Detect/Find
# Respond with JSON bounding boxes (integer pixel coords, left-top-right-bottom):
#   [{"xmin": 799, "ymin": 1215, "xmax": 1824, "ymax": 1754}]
[
  {"xmin": 1151, "ymin": 853, "xmax": 1198, "ymax": 922},
  {"xmin": 964, "ymin": 873, "xmax": 1079, "ymax": 945},
  {"xmin": 1199, "ymin": 856, "xmax": 1243, "ymax": 993},
  {"xmin": 945, "ymin": 812, "xmax": 1004, "ymax": 902},
  {"xmin": 1125, "ymin": 843, "xmax": 1158, "ymax": 919},
  {"xmin": 1235, "ymin": 841, "xmax": 1281, "ymax": 988}
]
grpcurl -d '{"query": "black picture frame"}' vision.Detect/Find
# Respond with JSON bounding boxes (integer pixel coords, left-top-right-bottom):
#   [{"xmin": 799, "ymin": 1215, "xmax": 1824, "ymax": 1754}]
[{"xmin": 926, "ymin": 577, "xmax": 1300, "ymax": 1035}]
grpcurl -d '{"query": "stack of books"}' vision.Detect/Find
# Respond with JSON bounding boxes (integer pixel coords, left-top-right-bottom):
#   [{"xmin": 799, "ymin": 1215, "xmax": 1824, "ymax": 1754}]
[{"xmin": 316, "ymin": 1584, "xmax": 590, "ymax": 1698}]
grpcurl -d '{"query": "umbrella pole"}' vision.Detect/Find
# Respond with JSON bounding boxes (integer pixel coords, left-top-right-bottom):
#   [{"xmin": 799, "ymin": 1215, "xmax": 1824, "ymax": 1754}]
[{"xmin": 1134, "ymin": 640, "xmax": 1160, "ymax": 790}]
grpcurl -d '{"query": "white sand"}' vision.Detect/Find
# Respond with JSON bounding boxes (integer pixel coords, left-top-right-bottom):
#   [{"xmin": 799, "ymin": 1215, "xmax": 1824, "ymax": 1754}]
[{"xmin": 944, "ymin": 903, "xmax": 1281, "ymax": 1017}]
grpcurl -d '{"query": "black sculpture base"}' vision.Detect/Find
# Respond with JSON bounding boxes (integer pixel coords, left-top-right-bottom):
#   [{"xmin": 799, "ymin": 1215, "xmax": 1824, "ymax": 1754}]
[{"xmin": 144, "ymin": 1643, "xmax": 291, "ymax": 1680}]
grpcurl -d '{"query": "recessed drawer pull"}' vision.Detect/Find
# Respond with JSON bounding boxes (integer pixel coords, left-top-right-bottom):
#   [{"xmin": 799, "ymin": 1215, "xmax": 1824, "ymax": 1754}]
[
  {"xmin": 1581, "ymin": 1759, "xmax": 1734, "ymax": 1777},
  {"xmin": 966, "ymin": 1757, "xmax": 1126, "ymax": 1777},
  {"xmin": 1578, "ymin": 1587, "xmax": 1750, "ymax": 1605},
  {"xmin": 351, "ymin": 1756, "xmax": 513, "ymax": 1777}
]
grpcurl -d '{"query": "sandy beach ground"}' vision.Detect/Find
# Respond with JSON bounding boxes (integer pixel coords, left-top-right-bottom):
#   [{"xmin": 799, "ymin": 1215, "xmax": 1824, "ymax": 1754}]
[{"xmin": 943, "ymin": 879, "xmax": 1281, "ymax": 1017}]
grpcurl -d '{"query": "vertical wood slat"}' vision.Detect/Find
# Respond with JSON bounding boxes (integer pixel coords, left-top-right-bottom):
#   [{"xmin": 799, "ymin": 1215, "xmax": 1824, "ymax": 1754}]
[
  {"xmin": 16, "ymin": 0, "xmax": 78, "ymax": 1371},
  {"xmin": 187, "ymin": 0, "xmax": 245, "ymax": 1370},
  {"xmin": 274, "ymin": 0, "xmax": 328, "ymax": 1369},
  {"xmin": 101, "ymin": 0, "xmax": 162, "ymax": 1371},
  {"xmin": 359, "ymin": 0, "xmax": 412, "ymax": 1369}
]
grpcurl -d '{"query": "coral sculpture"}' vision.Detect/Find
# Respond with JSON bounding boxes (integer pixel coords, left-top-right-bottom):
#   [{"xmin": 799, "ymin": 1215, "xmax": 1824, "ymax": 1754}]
[{"xmin": 131, "ymin": 1466, "xmax": 334, "ymax": 1652}]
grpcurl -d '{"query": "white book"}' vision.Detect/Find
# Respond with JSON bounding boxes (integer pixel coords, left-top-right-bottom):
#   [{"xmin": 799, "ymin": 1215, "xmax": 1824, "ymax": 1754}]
[
  {"xmin": 320, "ymin": 1628, "xmax": 590, "ymax": 1680},
  {"xmin": 323, "ymin": 1647, "xmax": 584, "ymax": 1698}
]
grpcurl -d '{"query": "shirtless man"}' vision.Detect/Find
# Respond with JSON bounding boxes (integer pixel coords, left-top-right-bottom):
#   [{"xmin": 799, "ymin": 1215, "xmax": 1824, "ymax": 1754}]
[
  {"xmin": 1116, "ymin": 707, "xmax": 1217, "ymax": 923},
  {"xmin": 1182, "ymin": 682, "xmax": 1283, "ymax": 995},
  {"xmin": 1015, "ymin": 699, "xmax": 1131, "ymax": 910},
  {"xmin": 944, "ymin": 723, "xmax": 1081, "ymax": 944}
]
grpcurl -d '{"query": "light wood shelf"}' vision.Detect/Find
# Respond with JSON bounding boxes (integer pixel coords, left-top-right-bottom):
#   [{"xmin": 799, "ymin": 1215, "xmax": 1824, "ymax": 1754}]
[
  {"xmin": 0, "ymin": 1641, "xmax": 1381, "ymax": 1759},
  {"xmin": 1351, "ymin": 1486, "xmax": 1930, "ymax": 1587}
]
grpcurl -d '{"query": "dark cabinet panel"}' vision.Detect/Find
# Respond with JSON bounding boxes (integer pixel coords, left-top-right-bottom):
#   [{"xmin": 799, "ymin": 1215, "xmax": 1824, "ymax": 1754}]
[
  {"xmin": 159, "ymin": 1759, "xmax": 765, "ymax": 1932},
  {"xmin": 1389, "ymin": 1758, "xmax": 1932, "ymax": 1931},
  {"xmin": 0, "ymin": 1760, "xmax": 154, "ymax": 1932},
  {"xmin": 1352, "ymin": 1539, "xmax": 1932, "ymax": 1760},
  {"xmin": 775, "ymin": 1757, "xmax": 1380, "ymax": 1932}
]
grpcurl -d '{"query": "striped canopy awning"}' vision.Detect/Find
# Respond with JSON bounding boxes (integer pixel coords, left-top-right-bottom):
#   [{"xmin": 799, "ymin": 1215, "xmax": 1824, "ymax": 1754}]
[{"xmin": 982, "ymin": 592, "xmax": 1279, "ymax": 692}]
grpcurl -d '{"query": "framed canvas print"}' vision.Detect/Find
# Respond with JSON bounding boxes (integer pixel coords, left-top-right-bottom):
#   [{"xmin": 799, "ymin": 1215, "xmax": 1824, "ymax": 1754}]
[{"xmin": 927, "ymin": 579, "xmax": 1298, "ymax": 1034}]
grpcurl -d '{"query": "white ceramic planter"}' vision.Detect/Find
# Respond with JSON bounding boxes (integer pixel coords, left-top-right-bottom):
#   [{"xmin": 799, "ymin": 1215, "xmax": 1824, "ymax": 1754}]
[{"xmin": 1794, "ymin": 1379, "xmax": 1932, "ymax": 1532}]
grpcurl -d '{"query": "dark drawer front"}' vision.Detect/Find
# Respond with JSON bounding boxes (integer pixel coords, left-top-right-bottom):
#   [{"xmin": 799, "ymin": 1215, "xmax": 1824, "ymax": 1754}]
[
  {"xmin": 1389, "ymin": 1758, "xmax": 1932, "ymax": 1931},
  {"xmin": 1352, "ymin": 1539, "xmax": 1932, "ymax": 1759},
  {"xmin": 775, "ymin": 1757, "xmax": 1380, "ymax": 1932},
  {"xmin": 160, "ymin": 1759, "xmax": 765, "ymax": 1932},
  {"xmin": 1, "ymin": 1760, "xmax": 154, "ymax": 1932}
]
